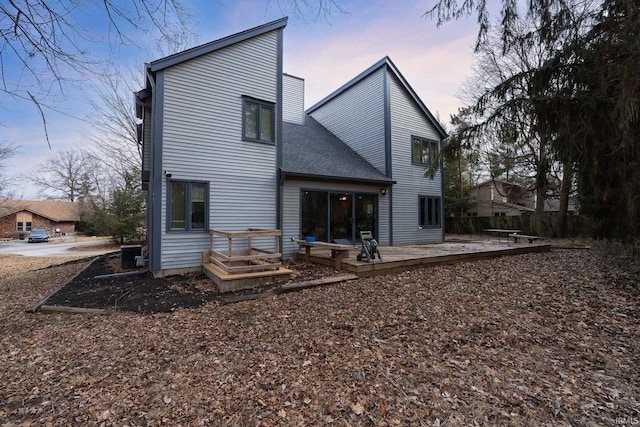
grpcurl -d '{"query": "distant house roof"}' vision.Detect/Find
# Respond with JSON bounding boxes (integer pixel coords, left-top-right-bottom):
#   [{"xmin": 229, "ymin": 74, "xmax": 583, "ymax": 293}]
[
  {"xmin": 469, "ymin": 179, "xmax": 577, "ymax": 213},
  {"xmin": 281, "ymin": 117, "xmax": 395, "ymax": 185},
  {"xmin": 306, "ymin": 56, "xmax": 448, "ymax": 139},
  {"xmin": 471, "ymin": 179, "xmax": 529, "ymax": 191},
  {"xmin": 0, "ymin": 200, "xmax": 80, "ymax": 222}
]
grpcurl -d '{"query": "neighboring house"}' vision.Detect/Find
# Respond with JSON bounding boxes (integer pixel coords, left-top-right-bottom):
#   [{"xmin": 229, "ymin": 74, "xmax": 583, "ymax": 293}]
[
  {"xmin": 466, "ymin": 179, "xmax": 575, "ymax": 216},
  {"xmin": 0, "ymin": 200, "xmax": 80, "ymax": 239},
  {"xmin": 136, "ymin": 18, "xmax": 447, "ymax": 277}
]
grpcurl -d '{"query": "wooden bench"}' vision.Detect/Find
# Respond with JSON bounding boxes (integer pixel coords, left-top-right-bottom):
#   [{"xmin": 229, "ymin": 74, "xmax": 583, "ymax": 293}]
[
  {"xmin": 508, "ymin": 233, "xmax": 543, "ymax": 243},
  {"xmin": 484, "ymin": 229, "xmax": 522, "ymax": 242},
  {"xmin": 296, "ymin": 240, "xmax": 352, "ymax": 270}
]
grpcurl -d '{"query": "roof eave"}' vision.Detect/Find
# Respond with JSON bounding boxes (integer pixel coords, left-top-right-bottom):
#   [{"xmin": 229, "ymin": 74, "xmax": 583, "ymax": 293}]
[
  {"xmin": 281, "ymin": 170, "xmax": 396, "ymax": 186},
  {"xmin": 305, "ymin": 56, "xmax": 448, "ymax": 139},
  {"xmin": 306, "ymin": 57, "xmax": 388, "ymax": 115},
  {"xmin": 149, "ymin": 17, "xmax": 288, "ymax": 72}
]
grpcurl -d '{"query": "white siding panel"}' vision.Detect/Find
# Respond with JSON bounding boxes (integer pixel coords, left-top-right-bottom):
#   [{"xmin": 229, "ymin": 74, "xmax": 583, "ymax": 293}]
[
  {"xmin": 309, "ymin": 68, "xmax": 386, "ymax": 174},
  {"xmin": 281, "ymin": 179, "xmax": 390, "ymax": 257},
  {"xmin": 159, "ymin": 31, "xmax": 280, "ymax": 270},
  {"xmin": 389, "ymin": 73, "xmax": 443, "ymax": 245},
  {"xmin": 283, "ymin": 74, "xmax": 305, "ymax": 124}
]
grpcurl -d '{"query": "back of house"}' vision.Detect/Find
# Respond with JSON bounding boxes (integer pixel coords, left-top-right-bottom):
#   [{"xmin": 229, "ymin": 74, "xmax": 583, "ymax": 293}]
[
  {"xmin": 136, "ymin": 19, "xmax": 286, "ymax": 276},
  {"xmin": 136, "ymin": 18, "xmax": 447, "ymax": 277}
]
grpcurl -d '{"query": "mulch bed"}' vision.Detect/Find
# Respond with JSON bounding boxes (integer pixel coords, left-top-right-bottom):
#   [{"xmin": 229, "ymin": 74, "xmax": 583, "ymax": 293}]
[{"xmin": 41, "ymin": 253, "xmax": 341, "ymax": 313}]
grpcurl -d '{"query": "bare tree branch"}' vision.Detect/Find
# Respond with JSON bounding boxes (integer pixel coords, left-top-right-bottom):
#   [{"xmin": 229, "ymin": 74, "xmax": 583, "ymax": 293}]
[{"xmin": 1, "ymin": 0, "xmax": 195, "ymax": 143}]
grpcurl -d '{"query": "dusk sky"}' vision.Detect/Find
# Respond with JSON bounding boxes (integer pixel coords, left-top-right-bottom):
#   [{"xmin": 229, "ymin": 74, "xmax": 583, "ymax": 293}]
[{"xmin": 1, "ymin": 0, "xmax": 480, "ymax": 199}]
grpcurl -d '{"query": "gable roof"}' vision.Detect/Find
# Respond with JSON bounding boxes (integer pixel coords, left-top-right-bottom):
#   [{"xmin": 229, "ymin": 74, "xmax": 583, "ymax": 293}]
[
  {"xmin": 471, "ymin": 179, "xmax": 529, "ymax": 191},
  {"xmin": 306, "ymin": 56, "xmax": 447, "ymax": 139},
  {"xmin": 0, "ymin": 200, "xmax": 80, "ymax": 222},
  {"xmin": 281, "ymin": 117, "xmax": 395, "ymax": 185},
  {"xmin": 148, "ymin": 17, "xmax": 288, "ymax": 72}
]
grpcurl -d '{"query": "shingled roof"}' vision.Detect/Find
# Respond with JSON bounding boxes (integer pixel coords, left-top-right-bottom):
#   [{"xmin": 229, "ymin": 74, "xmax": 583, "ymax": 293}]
[
  {"xmin": 0, "ymin": 200, "xmax": 80, "ymax": 222},
  {"xmin": 281, "ymin": 117, "xmax": 395, "ymax": 185}
]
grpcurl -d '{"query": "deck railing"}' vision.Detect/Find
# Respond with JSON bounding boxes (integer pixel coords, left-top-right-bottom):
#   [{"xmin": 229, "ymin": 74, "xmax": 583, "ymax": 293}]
[{"xmin": 208, "ymin": 228, "xmax": 282, "ymax": 274}]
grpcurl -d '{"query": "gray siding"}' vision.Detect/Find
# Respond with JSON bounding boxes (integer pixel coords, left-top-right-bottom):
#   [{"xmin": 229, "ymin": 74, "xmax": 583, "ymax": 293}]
[
  {"xmin": 283, "ymin": 74, "xmax": 305, "ymax": 124},
  {"xmin": 388, "ymin": 73, "xmax": 443, "ymax": 245},
  {"xmin": 159, "ymin": 31, "xmax": 280, "ymax": 271},
  {"xmin": 142, "ymin": 107, "xmax": 152, "ymax": 174},
  {"xmin": 281, "ymin": 179, "xmax": 390, "ymax": 257},
  {"xmin": 309, "ymin": 68, "xmax": 387, "ymax": 174}
]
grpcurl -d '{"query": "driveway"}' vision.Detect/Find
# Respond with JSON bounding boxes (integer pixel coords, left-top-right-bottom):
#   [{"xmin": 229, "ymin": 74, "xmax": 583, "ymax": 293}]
[{"xmin": 0, "ymin": 238, "xmax": 115, "ymax": 257}]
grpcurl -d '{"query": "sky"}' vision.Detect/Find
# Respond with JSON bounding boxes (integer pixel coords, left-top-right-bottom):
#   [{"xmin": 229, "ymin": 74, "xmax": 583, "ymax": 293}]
[{"xmin": 1, "ymin": 0, "xmax": 479, "ymax": 200}]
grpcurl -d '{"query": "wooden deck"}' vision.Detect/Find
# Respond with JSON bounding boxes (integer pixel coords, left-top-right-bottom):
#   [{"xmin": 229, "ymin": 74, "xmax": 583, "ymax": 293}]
[{"xmin": 296, "ymin": 240, "xmax": 551, "ymax": 277}]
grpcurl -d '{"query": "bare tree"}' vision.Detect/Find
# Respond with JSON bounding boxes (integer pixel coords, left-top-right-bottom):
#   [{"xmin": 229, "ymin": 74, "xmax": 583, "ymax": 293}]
[
  {"xmin": 268, "ymin": 0, "xmax": 347, "ymax": 22},
  {"xmin": 87, "ymin": 70, "xmax": 143, "ymax": 181},
  {"xmin": 455, "ymin": 20, "xmax": 556, "ymax": 214},
  {"xmin": 0, "ymin": 142, "xmax": 18, "ymax": 198},
  {"xmin": 30, "ymin": 150, "xmax": 97, "ymax": 201},
  {"xmin": 1, "ymin": 0, "xmax": 194, "ymax": 143}
]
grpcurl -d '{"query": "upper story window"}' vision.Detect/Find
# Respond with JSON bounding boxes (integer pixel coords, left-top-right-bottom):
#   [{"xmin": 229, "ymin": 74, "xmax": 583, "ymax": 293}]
[
  {"xmin": 168, "ymin": 180, "xmax": 208, "ymax": 232},
  {"xmin": 243, "ymin": 97, "xmax": 274, "ymax": 143},
  {"xmin": 411, "ymin": 136, "xmax": 438, "ymax": 167}
]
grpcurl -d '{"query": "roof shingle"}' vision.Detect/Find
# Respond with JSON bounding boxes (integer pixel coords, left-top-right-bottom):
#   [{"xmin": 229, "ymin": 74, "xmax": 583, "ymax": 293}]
[
  {"xmin": 0, "ymin": 200, "xmax": 80, "ymax": 222},
  {"xmin": 281, "ymin": 117, "xmax": 394, "ymax": 185}
]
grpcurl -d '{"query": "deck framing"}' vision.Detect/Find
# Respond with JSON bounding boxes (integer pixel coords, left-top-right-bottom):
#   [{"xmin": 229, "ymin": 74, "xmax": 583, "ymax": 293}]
[{"xmin": 297, "ymin": 242, "xmax": 551, "ymax": 277}]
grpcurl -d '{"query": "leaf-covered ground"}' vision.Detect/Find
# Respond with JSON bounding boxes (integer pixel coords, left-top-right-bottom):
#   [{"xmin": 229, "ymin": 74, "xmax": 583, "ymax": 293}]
[{"xmin": 0, "ymin": 241, "xmax": 638, "ymax": 426}]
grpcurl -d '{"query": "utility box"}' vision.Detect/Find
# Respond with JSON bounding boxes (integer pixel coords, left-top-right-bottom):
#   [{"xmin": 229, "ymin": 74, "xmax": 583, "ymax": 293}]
[{"xmin": 121, "ymin": 245, "xmax": 142, "ymax": 270}]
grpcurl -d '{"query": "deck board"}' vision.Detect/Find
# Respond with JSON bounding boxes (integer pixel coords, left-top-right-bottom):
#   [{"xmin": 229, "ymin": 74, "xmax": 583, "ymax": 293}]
[{"xmin": 297, "ymin": 240, "xmax": 552, "ymax": 277}]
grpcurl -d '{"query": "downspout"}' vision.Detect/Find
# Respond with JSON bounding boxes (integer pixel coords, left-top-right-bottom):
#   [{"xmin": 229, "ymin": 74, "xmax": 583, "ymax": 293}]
[
  {"xmin": 440, "ymin": 136, "xmax": 445, "ymax": 242},
  {"xmin": 150, "ymin": 70, "xmax": 165, "ymax": 275},
  {"xmin": 275, "ymin": 28, "xmax": 284, "ymax": 231},
  {"xmin": 383, "ymin": 63, "xmax": 393, "ymax": 245}
]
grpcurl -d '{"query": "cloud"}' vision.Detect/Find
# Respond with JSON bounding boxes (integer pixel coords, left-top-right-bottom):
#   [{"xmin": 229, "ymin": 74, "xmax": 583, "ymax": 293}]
[
  {"xmin": 282, "ymin": 0, "xmax": 476, "ymax": 119},
  {"xmin": 1, "ymin": 0, "xmax": 479, "ymax": 199}
]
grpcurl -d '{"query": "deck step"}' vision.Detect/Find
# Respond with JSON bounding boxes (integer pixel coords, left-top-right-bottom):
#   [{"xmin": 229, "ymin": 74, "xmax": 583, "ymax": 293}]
[{"xmin": 203, "ymin": 262, "xmax": 292, "ymax": 293}]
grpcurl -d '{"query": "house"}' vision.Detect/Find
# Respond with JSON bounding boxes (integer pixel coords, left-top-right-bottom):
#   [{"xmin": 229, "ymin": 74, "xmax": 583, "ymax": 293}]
[
  {"xmin": 136, "ymin": 18, "xmax": 447, "ymax": 277},
  {"xmin": 466, "ymin": 179, "xmax": 575, "ymax": 216},
  {"xmin": 0, "ymin": 200, "xmax": 80, "ymax": 239}
]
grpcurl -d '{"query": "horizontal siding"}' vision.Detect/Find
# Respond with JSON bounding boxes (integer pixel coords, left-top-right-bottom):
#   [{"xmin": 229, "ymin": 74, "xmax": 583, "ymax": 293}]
[
  {"xmin": 309, "ymin": 68, "xmax": 386, "ymax": 174},
  {"xmin": 389, "ymin": 73, "xmax": 443, "ymax": 245},
  {"xmin": 281, "ymin": 179, "xmax": 390, "ymax": 257},
  {"xmin": 142, "ymin": 108, "xmax": 152, "ymax": 173},
  {"xmin": 283, "ymin": 74, "xmax": 305, "ymax": 124},
  {"xmin": 159, "ymin": 31, "xmax": 280, "ymax": 271}
]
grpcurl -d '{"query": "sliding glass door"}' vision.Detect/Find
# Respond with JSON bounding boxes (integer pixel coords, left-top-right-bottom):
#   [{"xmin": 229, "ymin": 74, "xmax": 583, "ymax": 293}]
[{"xmin": 301, "ymin": 190, "xmax": 377, "ymax": 244}]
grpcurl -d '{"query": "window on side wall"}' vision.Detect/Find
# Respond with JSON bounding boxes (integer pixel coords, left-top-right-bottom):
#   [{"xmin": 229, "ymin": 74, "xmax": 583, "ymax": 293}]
[
  {"xmin": 419, "ymin": 196, "xmax": 441, "ymax": 228},
  {"xmin": 167, "ymin": 181, "xmax": 208, "ymax": 232},
  {"xmin": 26, "ymin": 221, "xmax": 32, "ymax": 231},
  {"xmin": 243, "ymin": 97, "xmax": 275, "ymax": 143},
  {"xmin": 411, "ymin": 136, "xmax": 438, "ymax": 168},
  {"xmin": 17, "ymin": 221, "xmax": 23, "ymax": 231}
]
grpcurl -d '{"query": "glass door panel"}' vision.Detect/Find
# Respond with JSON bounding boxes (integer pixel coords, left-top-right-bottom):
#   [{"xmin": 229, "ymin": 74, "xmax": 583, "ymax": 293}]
[
  {"xmin": 329, "ymin": 193, "xmax": 353, "ymax": 242},
  {"xmin": 355, "ymin": 194, "xmax": 376, "ymax": 243},
  {"xmin": 301, "ymin": 191, "xmax": 328, "ymax": 241}
]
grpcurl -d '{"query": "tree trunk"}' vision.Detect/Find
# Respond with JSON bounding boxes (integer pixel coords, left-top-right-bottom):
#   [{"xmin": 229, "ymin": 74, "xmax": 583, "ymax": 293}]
[
  {"xmin": 535, "ymin": 135, "xmax": 548, "ymax": 215},
  {"xmin": 556, "ymin": 161, "xmax": 573, "ymax": 238},
  {"xmin": 458, "ymin": 146, "xmax": 464, "ymax": 218}
]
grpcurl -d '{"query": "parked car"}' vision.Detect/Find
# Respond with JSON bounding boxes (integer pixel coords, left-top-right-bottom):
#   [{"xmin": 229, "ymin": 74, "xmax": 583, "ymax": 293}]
[{"xmin": 28, "ymin": 229, "xmax": 49, "ymax": 243}]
